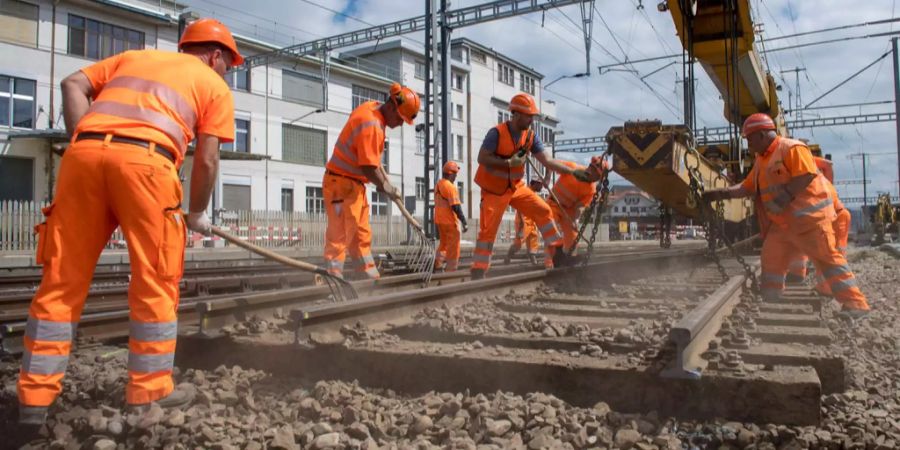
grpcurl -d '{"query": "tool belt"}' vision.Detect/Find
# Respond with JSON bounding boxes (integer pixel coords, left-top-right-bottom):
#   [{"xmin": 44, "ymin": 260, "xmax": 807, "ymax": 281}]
[{"xmin": 76, "ymin": 133, "xmax": 176, "ymax": 164}]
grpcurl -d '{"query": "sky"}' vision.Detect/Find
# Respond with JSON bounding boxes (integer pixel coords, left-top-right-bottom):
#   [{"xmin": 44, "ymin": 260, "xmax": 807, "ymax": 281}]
[{"xmin": 181, "ymin": 0, "xmax": 900, "ymax": 204}]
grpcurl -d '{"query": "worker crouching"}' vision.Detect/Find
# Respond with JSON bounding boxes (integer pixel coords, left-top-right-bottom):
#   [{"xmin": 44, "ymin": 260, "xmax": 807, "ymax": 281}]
[
  {"xmin": 434, "ymin": 161, "xmax": 468, "ymax": 272},
  {"xmin": 548, "ymin": 157, "xmax": 608, "ymax": 254},
  {"xmin": 505, "ymin": 180, "xmax": 545, "ymax": 266}
]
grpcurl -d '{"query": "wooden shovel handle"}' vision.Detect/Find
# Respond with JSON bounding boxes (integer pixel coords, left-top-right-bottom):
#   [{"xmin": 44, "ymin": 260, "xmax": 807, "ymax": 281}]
[
  {"xmin": 210, "ymin": 227, "xmax": 324, "ymax": 274},
  {"xmin": 391, "ymin": 197, "xmax": 423, "ymax": 233}
]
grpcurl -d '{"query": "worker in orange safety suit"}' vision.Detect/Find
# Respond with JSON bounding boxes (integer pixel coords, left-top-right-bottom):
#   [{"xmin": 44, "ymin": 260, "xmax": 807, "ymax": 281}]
[
  {"xmin": 471, "ymin": 92, "xmax": 594, "ymax": 279},
  {"xmin": 323, "ymin": 83, "xmax": 419, "ymax": 280},
  {"xmin": 702, "ymin": 113, "xmax": 869, "ymax": 319},
  {"xmin": 505, "ymin": 179, "xmax": 545, "ymax": 266},
  {"xmin": 786, "ymin": 147, "xmax": 837, "ymax": 282},
  {"xmin": 17, "ymin": 18, "xmax": 241, "ymax": 429},
  {"xmin": 434, "ymin": 161, "xmax": 468, "ymax": 272},
  {"xmin": 548, "ymin": 157, "xmax": 609, "ymax": 254}
]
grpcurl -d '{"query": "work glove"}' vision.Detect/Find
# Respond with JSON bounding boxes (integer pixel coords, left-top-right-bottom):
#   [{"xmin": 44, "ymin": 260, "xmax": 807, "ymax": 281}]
[
  {"xmin": 572, "ymin": 169, "xmax": 592, "ymax": 182},
  {"xmin": 381, "ymin": 184, "xmax": 402, "ymax": 203},
  {"xmin": 461, "ymin": 223, "xmax": 468, "ymax": 233},
  {"xmin": 186, "ymin": 211, "xmax": 212, "ymax": 236},
  {"xmin": 508, "ymin": 150, "xmax": 527, "ymax": 168}
]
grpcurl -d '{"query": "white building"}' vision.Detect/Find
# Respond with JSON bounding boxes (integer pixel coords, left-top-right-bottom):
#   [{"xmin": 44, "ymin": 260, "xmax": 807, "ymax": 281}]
[{"xmin": 0, "ymin": 0, "xmax": 561, "ymax": 223}]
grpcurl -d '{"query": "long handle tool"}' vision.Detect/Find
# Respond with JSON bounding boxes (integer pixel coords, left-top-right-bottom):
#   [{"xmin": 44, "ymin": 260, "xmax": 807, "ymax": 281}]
[{"xmin": 390, "ymin": 197, "xmax": 436, "ymax": 286}]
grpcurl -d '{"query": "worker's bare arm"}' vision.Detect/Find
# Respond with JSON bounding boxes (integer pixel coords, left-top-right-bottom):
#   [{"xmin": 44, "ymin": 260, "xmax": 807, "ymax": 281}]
[{"xmin": 61, "ymin": 72, "xmax": 94, "ymax": 137}]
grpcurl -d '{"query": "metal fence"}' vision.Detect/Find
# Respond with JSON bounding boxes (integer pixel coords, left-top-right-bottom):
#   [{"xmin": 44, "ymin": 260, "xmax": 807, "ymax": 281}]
[{"xmin": 1, "ymin": 201, "xmax": 518, "ymax": 252}]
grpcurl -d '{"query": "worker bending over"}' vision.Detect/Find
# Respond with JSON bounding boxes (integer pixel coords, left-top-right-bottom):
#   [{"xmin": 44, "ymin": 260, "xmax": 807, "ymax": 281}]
[
  {"xmin": 702, "ymin": 113, "xmax": 869, "ymax": 319},
  {"xmin": 323, "ymin": 83, "xmax": 419, "ymax": 280},
  {"xmin": 471, "ymin": 93, "xmax": 592, "ymax": 279},
  {"xmin": 505, "ymin": 180, "xmax": 545, "ymax": 266},
  {"xmin": 787, "ymin": 147, "xmax": 837, "ymax": 282},
  {"xmin": 434, "ymin": 161, "xmax": 468, "ymax": 272},
  {"xmin": 18, "ymin": 18, "xmax": 241, "ymax": 427},
  {"xmin": 549, "ymin": 157, "xmax": 608, "ymax": 253}
]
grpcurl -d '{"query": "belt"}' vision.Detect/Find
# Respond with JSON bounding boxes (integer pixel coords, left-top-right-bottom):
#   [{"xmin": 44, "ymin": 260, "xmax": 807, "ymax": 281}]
[
  {"xmin": 76, "ymin": 133, "xmax": 177, "ymax": 164},
  {"xmin": 326, "ymin": 170, "xmax": 364, "ymax": 184}
]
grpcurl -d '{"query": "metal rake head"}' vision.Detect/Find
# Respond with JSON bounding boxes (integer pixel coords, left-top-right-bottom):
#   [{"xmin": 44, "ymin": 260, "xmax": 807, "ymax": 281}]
[
  {"xmin": 318, "ymin": 270, "xmax": 358, "ymax": 302},
  {"xmin": 406, "ymin": 226, "xmax": 436, "ymax": 286}
]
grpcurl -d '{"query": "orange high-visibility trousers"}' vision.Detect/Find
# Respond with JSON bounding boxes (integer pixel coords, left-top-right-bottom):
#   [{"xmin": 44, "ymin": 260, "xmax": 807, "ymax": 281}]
[
  {"xmin": 787, "ymin": 255, "xmax": 809, "ymax": 279},
  {"xmin": 759, "ymin": 219, "xmax": 868, "ymax": 311},
  {"xmin": 816, "ymin": 208, "xmax": 852, "ymax": 294},
  {"xmin": 508, "ymin": 214, "xmax": 541, "ymax": 260},
  {"xmin": 549, "ymin": 201, "xmax": 579, "ymax": 252},
  {"xmin": 435, "ymin": 223, "xmax": 461, "ymax": 271},
  {"xmin": 473, "ymin": 184, "xmax": 562, "ymax": 273},
  {"xmin": 19, "ymin": 139, "xmax": 184, "ymax": 407},
  {"xmin": 323, "ymin": 173, "xmax": 379, "ymax": 279}
]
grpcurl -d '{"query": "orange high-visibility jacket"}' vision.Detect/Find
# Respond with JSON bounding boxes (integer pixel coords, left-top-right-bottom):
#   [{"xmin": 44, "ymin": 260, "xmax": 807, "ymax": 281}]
[
  {"xmin": 326, "ymin": 101, "xmax": 387, "ymax": 182},
  {"xmin": 434, "ymin": 178, "xmax": 461, "ymax": 225},
  {"xmin": 814, "ymin": 157, "xmax": 834, "ymax": 184},
  {"xmin": 742, "ymin": 137, "xmax": 835, "ymax": 230},
  {"xmin": 76, "ymin": 49, "xmax": 236, "ymax": 164},
  {"xmin": 474, "ymin": 123, "xmax": 535, "ymax": 195},
  {"xmin": 552, "ymin": 160, "xmax": 595, "ymax": 209}
]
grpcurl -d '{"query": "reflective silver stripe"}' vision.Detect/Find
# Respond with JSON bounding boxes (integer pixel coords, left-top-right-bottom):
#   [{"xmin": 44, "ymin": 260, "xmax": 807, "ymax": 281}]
[
  {"xmin": 334, "ymin": 119, "xmax": 382, "ymax": 163},
  {"xmin": 87, "ymin": 101, "xmax": 186, "ymax": 153},
  {"xmin": 509, "ymin": 172, "xmax": 524, "ymax": 181},
  {"xmin": 475, "ymin": 241, "xmax": 494, "ymax": 251},
  {"xmin": 483, "ymin": 166, "xmax": 524, "ymax": 180},
  {"xmin": 538, "ymin": 222, "xmax": 556, "ymax": 234},
  {"xmin": 544, "ymin": 234, "xmax": 561, "ymax": 245},
  {"xmin": 823, "ymin": 264, "xmax": 852, "ymax": 279},
  {"xmin": 360, "ymin": 254, "xmax": 375, "ymax": 265},
  {"xmin": 472, "ymin": 253, "xmax": 492, "ymax": 263},
  {"xmin": 25, "ymin": 317, "xmax": 75, "ymax": 342},
  {"xmin": 22, "ymin": 351, "xmax": 69, "ymax": 375},
  {"xmin": 788, "ymin": 259, "xmax": 806, "ymax": 269},
  {"xmin": 831, "ymin": 277, "xmax": 859, "ymax": 293},
  {"xmin": 130, "ymin": 320, "xmax": 177, "ymax": 342},
  {"xmin": 763, "ymin": 200, "xmax": 784, "ymax": 214},
  {"xmin": 364, "ymin": 267, "xmax": 380, "ymax": 278},
  {"xmin": 761, "ymin": 273, "xmax": 785, "ymax": 284},
  {"xmin": 327, "ymin": 155, "xmax": 365, "ymax": 176},
  {"xmin": 553, "ymin": 184, "xmax": 577, "ymax": 207},
  {"xmin": 105, "ymin": 76, "xmax": 197, "ymax": 129},
  {"xmin": 793, "ymin": 197, "xmax": 832, "ymax": 217},
  {"xmin": 128, "ymin": 352, "xmax": 175, "ymax": 373}
]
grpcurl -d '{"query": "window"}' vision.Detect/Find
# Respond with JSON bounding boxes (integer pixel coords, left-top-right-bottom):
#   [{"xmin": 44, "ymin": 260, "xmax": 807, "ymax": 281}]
[
  {"xmin": 457, "ymin": 182, "xmax": 464, "ymax": 203},
  {"xmin": 282, "ymin": 70, "xmax": 323, "ymax": 106},
  {"xmin": 521, "ymin": 74, "xmax": 536, "ymax": 95},
  {"xmin": 453, "ymin": 104, "xmax": 463, "ymax": 121},
  {"xmin": 0, "ymin": 156, "xmax": 33, "ymax": 201},
  {"xmin": 225, "ymin": 68, "xmax": 250, "ymax": 92},
  {"xmin": 497, "ymin": 62, "xmax": 514, "ymax": 86},
  {"xmin": 538, "ymin": 125, "xmax": 554, "ymax": 146},
  {"xmin": 381, "ymin": 141, "xmax": 391, "ymax": 172},
  {"xmin": 471, "ymin": 50, "xmax": 486, "ymax": 65},
  {"xmin": 414, "ymin": 60, "xmax": 426, "ymax": 79},
  {"xmin": 222, "ymin": 118, "xmax": 250, "ymax": 153},
  {"xmin": 0, "ymin": 0, "xmax": 38, "ymax": 47},
  {"xmin": 455, "ymin": 134, "xmax": 464, "ymax": 161},
  {"xmin": 415, "ymin": 177, "xmax": 426, "ymax": 201},
  {"xmin": 282, "ymin": 124, "xmax": 326, "ymax": 166},
  {"xmin": 453, "ymin": 73, "xmax": 465, "ymax": 91},
  {"xmin": 68, "ymin": 15, "xmax": 143, "ymax": 60},
  {"xmin": 415, "ymin": 128, "xmax": 425, "ymax": 155},
  {"xmin": 496, "ymin": 110, "xmax": 510, "ymax": 124},
  {"xmin": 352, "ymin": 85, "xmax": 387, "ymax": 109},
  {"xmin": 614, "ymin": 206, "xmax": 619, "ymax": 213},
  {"xmin": 281, "ymin": 188, "xmax": 294, "ymax": 212},
  {"xmin": 223, "ymin": 184, "xmax": 251, "ymax": 211},
  {"xmin": 0, "ymin": 75, "xmax": 36, "ymax": 128},
  {"xmin": 371, "ymin": 192, "xmax": 389, "ymax": 216},
  {"xmin": 306, "ymin": 186, "xmax": 324, "ymax": 213}
]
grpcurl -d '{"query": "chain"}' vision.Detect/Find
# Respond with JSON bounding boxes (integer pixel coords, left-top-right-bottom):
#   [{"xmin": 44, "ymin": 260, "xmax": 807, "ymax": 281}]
[
  {"xmin": 658, "ymin": 205, "xmax": 672, "ymax": 248},
  {"xmin": 683, "ymin": 148, "xmax": 760, "ymax": 295},
  {"xmin": 571, "ymin": 152, "xmax": 612, "ymax": 266}
]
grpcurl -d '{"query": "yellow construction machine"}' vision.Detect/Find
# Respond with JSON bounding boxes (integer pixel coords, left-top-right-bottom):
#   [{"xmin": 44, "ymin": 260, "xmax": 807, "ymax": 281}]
[
  {"xmin": 872, "ymin": 193, "xmax": 899, "ymax": 244},
  {"xmin": 606, "ymin": 0, "xmax": 781, "ymax": 230}
]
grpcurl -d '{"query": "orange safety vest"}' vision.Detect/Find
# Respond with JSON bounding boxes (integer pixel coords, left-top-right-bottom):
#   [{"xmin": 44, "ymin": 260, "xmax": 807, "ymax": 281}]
[
  {"xmin": 551, "ymin": 160, "xmax": 595, "ymax": 209},
  {"xmin": 326, "ymin": 101, "xmax": 386, "ymax": 182},
  {"xmin": 434, "ymin": 178, "xmax": 461, "ymax": 225},
  {"xmin": 814, "ymin": 157, "xmax": 834, "ymax": 184},
  {"xmin": 754, "ymin": 137, "xmax": 835, "ymax": 229},
  {"xmin": 474, "ymin": 123, "xmax": 535, "ymax": 195},
  {"xmin": 76, "ymin": 49, "xmax": 235, "ymax": 164}
]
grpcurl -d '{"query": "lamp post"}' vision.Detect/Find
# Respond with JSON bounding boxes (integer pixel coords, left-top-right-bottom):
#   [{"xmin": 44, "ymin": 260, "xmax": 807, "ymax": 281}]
[
  {"xmin": 288, "ymin": 109, "xmax": 324, "ymax": 125},
  {"xmin": 544, "ymin": 72, "xmax": 590, "ymax": 90}
]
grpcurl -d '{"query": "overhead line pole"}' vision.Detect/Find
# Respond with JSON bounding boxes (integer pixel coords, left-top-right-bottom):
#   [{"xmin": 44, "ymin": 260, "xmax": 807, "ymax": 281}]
[{"xmin": 893, "ymin": 37, "xmax": 900, "ymax": 199}]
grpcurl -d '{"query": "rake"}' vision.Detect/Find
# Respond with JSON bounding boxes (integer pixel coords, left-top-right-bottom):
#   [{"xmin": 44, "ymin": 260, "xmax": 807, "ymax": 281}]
[
  {"xmin": 525, "ymin": 156, "xmax": 591, "ymax": 247},
  {"xmin": 391, "ymin": 197, "xmax": 436, "ymax": 286},
  {"xmin": 210, "ymin": 226, "xmax": 358, "ymax": 302}
]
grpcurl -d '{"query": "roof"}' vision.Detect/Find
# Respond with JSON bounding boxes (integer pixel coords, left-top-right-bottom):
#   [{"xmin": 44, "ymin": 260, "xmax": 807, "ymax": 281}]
[
  {"xmin": 451, "ymin": 37, "xmax": 544, "ymax": 80},
  {"xmin": 341, "ymin": 39, "xmax": 471, "ymax": 73},
  {"xmin": 87, "ymin": 0, "xmax": 179, "ymax": 24},
  {"xmin": 6, "ymin": 129, "xmax": 70, "ymax": 143}
]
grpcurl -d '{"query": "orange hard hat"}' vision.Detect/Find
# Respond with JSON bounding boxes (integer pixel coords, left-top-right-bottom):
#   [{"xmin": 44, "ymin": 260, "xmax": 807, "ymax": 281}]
[
  {"xmin": 590, "ymin": 155, "xmax": 610, "ymax": 172},
  {"xmin": 442, "ymin": 161, "xmax": 460, "ymax": 174},
  {"xmin": 741, "ymin": 113, "xmax": 776, "ymax": 137},
  {"xmin": 390, "ymin": 83, "xmax": 420, "ymax": 125},
  {"xmin": 179, "ymin": 18, "xmax": 244, "ymax": 67},
  {"xmin": 509, "ymin": 93, "xmax": 540, "ymax": 116}
]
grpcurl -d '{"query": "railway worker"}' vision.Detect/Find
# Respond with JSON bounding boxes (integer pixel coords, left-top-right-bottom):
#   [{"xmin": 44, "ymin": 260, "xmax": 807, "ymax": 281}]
[
  {"xmin": 471, "ymin": 92, "xmax": 592, "ymax": 279},
  {"xmin": 434, "ymin": 161, "xmax": 468, "ymax": 272},
  {"xmin": 702, "ymin": 113, "xmax": 869, "ymax": 319},
  {"xmin": 548, "ymin": 156, "xmax": 608, "ymax": 254},
  {"xmin": 323, "ymin": 82, "xmax": 419, "ymax": 280},
  {"xmin": 786, "ymin": 147, "xmax": 837, "ymax": 283},
  {"xmin": 17, "ymin": 18, "xmax": 242, "ymax": 427},
  {"xmin": 505, "ymin": 179, "xmax": 545, "ymax": 266}
]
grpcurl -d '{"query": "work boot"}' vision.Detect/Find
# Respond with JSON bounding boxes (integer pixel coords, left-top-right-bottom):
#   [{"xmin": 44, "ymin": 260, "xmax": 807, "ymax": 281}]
[
  {"xmin": 18, "ymin": 405, "xmax": 48, "ymax": 426},
  {"xmin": 837, "ymin": 306, "xmax": 869, "ymax": 320},
  {"xmin": 470, "ymin": 268, "xmax": 485, "ymax": 280},
  {"xmin": 551, "ymin": 247, "xmax": 570, "ymax": 268},
  {"xmin": 130, "ymin": 383, "xmax": 196, "ymax": 413},
  {"xmin": 527, "ymin": 254, "xmax": 537, "ymax": 265}
]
